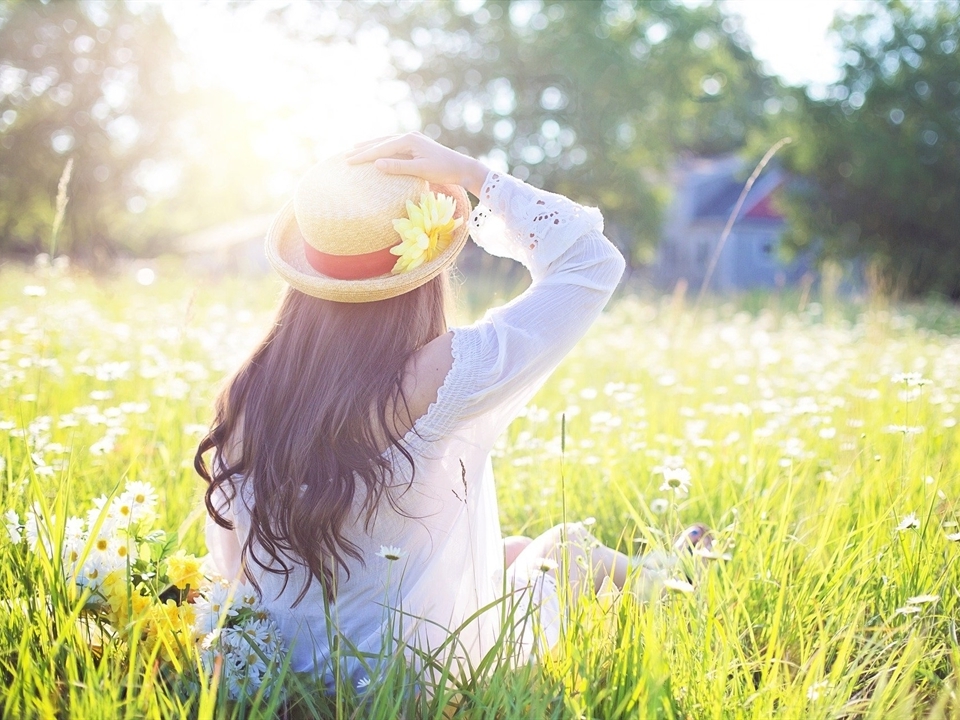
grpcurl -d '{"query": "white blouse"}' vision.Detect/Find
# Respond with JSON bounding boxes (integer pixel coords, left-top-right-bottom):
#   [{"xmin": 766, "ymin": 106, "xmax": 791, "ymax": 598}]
[{"xmin": 205, "ymin": 169, "xmax": 626, "ymax": 689}]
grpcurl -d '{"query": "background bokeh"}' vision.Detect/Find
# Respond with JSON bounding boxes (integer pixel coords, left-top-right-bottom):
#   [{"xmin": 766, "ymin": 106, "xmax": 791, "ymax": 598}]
[{"xmin": 1, "ymin": 0, "xmax": 958, "ymax": 296}]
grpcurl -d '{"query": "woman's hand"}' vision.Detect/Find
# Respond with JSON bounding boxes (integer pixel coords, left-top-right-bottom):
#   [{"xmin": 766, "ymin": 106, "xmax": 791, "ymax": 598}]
[{"xmin": 345, "ymin": 132, "xmax": 489, "ymax": 197}]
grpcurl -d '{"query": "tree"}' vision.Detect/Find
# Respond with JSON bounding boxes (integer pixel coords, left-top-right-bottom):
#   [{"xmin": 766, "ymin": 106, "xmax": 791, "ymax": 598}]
[
  {"xmin": 0, "ymin": 1, "xmax": 181, "ymax": 258},
  {"xmin": 0, "ymin": 1, "xmax": 276, "ymax": 260},
  {"xmin": 272, "ymin": 0, "xmax": 778, "ymax": 264},
  {"xmin": 777, "ymin": 0, "xmax": 960, "ymax": 298}
]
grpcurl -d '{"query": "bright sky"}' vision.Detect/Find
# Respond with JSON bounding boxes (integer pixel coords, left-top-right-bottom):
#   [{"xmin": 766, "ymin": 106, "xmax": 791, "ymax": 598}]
[
  {"xmin": 157, "ymin": 0, "xmax": 858, "ymax": 198},
  {"xmin": 727, "ymin": 0, "xmax": 860, "ymax": 87}
]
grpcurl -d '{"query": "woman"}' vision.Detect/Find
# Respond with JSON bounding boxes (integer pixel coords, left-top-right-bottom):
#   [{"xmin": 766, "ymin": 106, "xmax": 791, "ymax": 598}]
[{"xmin": 195, "ymin": 134, "xmax": 688, "ymax": 690}]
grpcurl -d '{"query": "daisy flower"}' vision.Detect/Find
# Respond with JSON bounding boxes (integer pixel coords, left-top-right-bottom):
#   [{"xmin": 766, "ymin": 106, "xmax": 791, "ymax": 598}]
[
  {"xmin": 4, "ymin": 510, "xmax": 21, "ymax": 544},
  {"xmin": 896, "ymin": 513, "xmax": 920, "ymax": 532},
  {"xmin": 376, "ymin": 545, "xmax": 407, "ymax": 561}
]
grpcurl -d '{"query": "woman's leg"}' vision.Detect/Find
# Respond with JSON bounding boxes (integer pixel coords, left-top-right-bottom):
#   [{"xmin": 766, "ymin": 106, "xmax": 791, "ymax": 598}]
[
  {"xmin": 512, "ymin": 522, "xmax": 630, "ymax": 601},
  {"xmin": 503, "ymin": 535, "xmax": 533, "ymax": 568}
]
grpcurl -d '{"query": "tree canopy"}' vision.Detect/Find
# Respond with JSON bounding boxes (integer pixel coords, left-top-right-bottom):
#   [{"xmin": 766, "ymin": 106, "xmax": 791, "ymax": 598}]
[
  {"xmin": 777, "ymin": 0, "xmax": 960, "ymax": 298},
  {"xmin": 280, "ymin": 0, "xmax": 779, "ymax": 262},
  {"xmin": 0, "ymin": 0, "xmax": 275, "ymax": 260},
  {"xmin": 2, "ymin": 0, "xmax": 958, "ymax": 298},
  {"xmin": 0, "ymin": 0, "xmax": 182, "ymax": 258}
]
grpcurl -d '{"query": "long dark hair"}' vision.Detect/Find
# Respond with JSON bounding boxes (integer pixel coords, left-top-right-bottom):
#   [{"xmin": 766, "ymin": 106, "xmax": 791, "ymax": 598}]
[{"xmin": 195, "ymin": 275, "xmax": 450, "ymax": 604}]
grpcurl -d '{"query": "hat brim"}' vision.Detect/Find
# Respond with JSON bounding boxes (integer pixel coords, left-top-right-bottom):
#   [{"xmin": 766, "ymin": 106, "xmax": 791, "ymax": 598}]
[{"xmin": 265, "ymin": 183, "xmax": 471, "ymax": 303}]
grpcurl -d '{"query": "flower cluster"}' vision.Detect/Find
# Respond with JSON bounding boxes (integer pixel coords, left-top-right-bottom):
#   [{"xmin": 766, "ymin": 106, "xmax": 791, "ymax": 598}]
[
  {"xmin": 390, "ymin": 192, "xmax": 462, "ymax": 274},
  {"xmin": 194, "ymin": 582, "xmax": 287, "ymax": 699},
  {"xmin": 5, "ymin": 481, "xmax": 286, "ymax": 700}
]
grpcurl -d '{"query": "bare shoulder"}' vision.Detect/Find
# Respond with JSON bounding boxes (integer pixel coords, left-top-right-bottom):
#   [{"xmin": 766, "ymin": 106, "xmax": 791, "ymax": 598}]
[{"xmin": 398, "ymin": 331, "xmax": 455, "ymax": 428}]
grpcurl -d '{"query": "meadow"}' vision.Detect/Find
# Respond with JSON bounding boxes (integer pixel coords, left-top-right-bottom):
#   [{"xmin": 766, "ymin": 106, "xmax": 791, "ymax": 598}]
[{"xmin": 1, "ymin": 262, "xmax": 958, "ymax": 719}]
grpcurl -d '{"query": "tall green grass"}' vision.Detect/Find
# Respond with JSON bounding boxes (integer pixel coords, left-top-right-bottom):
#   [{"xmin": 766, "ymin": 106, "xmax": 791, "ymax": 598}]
[{"xmin": 0, "ymin": 264, "xmax": 958, "ymax": 718}]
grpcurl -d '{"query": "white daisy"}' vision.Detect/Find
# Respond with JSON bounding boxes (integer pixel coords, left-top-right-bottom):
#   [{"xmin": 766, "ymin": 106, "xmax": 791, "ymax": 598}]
[
  {"xmin": 896, "ymin": 513, "xmax": 920, "ymax": 532},
  {"xmin": 663, "ymin": 577, "xmax": 695, "ymax": 594},
  {"xmin": 534, "ymin": 557, "xmax": 559, "ymax": 573},
  {"xmin": 4, "ymin": 509, "xmax": 21, "ymax": 544},
  {"xmin": 658, "ymin": 466, "xmax": 692, "ymax": 496},
  {"xmin": 376, "ymin": 545, "xmax": 407, "ymax": 561},
  {"xmin": 906, "ymin": 594, "xmax": 939, "ymax": 605},
  {"xmin": 76, "ymin": 554, "xmax": 112, "ymax": 592},
  {"xmin": 24, "ymin": 502, "xmax": 53, "ymax": 555},
  {"xmin": 117, "ymin": 481, "xmax": 158, "ymax": 524}
]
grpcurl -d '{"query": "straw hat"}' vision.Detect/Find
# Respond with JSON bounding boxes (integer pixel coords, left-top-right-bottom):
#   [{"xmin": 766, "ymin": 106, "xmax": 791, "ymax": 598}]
[{"xmin": 265, "ymin": 153, "xmax": 471, "ymax": 303}]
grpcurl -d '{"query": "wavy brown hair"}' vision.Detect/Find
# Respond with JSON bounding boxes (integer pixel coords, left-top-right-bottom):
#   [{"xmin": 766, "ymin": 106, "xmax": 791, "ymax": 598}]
[{"xmin": 195, "ymin": 275, "xmax": 450, "ymax": 604}]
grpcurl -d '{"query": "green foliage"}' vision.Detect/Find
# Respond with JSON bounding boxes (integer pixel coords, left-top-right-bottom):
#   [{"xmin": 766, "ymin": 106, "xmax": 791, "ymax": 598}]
[
  {"xmin": 0, "ymin": 0, "xmax": 276, "ymax": 260},
  {"xmin": 776, "ymin": 0, "xmax": 960, "ymax": 299},
  {"xmin": 311, "ymin": 0, "xmax": 778, "ymax": 263},
  {"xmin": 0, "ymin": 0, "xmax": 182, "ymax": 258},
  {"xmin": 1, "ymin": 267, "xmax": 960, "ymax": 717}
]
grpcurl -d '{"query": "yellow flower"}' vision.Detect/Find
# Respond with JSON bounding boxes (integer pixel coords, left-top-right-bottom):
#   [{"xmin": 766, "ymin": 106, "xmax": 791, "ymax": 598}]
[
  {"xmin": 390, "ymin": 192, "xmax": 462, "ymax": 274},
  {"xmin": 104, "ymin": 575, "xmax": 152, "ymax": 628},
  {"xmin": 166, "ymin": 551, "xmax": 204, "ymax": 591},
  {"xmin": 144, "ymin": 599, "xmax": 195, "ymax": 669}
]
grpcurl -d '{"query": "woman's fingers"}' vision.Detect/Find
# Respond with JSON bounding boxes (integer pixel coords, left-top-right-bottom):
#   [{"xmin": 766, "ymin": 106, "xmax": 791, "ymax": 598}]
[
  {"xmin": 351, "ymin": 135, "xmax": 397, "ymax": 149},
  {"xmin": 345, "ymin": 133, "xmax": 421, "ymax": 164},
  {"xmin": 373, "ymin": 157, "xmax": 427, "ymax": 177},
  {"xmin": 342, "ymin": 132, "xmax": 486, "ymax": 192},
  {"xmin": 347, "ymin": 135, "xmax": 400, "ymax": 155}
]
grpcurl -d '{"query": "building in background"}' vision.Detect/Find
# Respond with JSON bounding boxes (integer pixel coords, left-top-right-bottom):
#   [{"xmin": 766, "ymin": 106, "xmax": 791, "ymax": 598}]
[{"xmin": 656, "ymin": 155, "xmax": 813, "ymax": 292}]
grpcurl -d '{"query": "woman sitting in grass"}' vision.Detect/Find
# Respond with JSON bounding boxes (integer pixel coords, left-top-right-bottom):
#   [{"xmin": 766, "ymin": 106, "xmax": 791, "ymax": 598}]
[{"xmin": 195, "ymin": 133, "xmax": 706, "ymax": 690}]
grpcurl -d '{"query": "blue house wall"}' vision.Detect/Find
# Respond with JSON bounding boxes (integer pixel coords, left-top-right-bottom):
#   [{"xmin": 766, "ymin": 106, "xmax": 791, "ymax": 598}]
[{"xmin": 656, "ymin": 156, "xmax": 813, "ymax": 292}]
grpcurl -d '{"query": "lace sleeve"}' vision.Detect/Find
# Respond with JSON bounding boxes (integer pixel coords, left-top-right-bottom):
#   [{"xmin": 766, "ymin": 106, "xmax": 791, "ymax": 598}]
[
  {"xmin": 469, "ymin": 171, "xmax": 605, "ymax": 279},
  {"xmin": 422, "ymin": 170, "xmax": 625, "ymax": 442}
]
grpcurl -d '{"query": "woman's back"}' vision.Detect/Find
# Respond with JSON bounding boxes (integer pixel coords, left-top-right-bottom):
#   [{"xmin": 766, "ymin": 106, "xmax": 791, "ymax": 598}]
[{"xmin": 201, "ymin": 137, "xmax": 625, "ymax": 688}]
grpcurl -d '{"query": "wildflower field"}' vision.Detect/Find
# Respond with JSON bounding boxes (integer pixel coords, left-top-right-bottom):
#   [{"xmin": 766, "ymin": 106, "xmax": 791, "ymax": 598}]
[{"xmin": 1, "ymin": 263, "xmax": 959, "ymax": 719}]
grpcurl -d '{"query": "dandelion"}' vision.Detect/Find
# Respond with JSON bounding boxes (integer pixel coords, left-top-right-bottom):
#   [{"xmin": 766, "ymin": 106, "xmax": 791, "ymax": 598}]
[
  {"xmin": 896, "ymin": 513, "xmax": 920, "ymax": 532},
  {"xmin": 650, "ymin": 498, "xmax": 669, "ymax": 515},
  {"xmin": 376, "ymin": 545, "xmax": 407, "ymax": 561}
]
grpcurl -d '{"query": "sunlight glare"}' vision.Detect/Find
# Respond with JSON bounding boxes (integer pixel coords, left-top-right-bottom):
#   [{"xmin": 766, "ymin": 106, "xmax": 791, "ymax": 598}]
[{"xmin": 163, "ymin": 3, "xmax": 409, "ymax": 199}]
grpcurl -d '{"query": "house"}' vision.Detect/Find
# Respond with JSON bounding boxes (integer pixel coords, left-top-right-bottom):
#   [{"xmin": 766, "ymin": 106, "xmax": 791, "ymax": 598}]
[{"xmin": 656, "ymin": 155, "xmax": 812, "ymax": 292}]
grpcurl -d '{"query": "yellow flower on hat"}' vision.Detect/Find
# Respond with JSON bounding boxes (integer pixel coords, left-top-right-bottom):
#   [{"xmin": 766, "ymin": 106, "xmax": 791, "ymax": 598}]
[{"xmin": 390, "ymin": 192, "xmax": 463, "ymax": 274}]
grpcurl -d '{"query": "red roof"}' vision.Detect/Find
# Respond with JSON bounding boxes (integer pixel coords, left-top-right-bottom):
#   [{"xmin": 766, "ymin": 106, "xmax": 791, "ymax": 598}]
[{"xmin": 744, "ymin": 188, "xmax": 784, "ymax": 220}]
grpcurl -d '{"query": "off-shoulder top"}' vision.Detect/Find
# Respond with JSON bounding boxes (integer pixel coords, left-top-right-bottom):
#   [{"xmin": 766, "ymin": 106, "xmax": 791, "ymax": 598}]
[{"xmin": 205, "ymin": 169, "xmax": 626, "ymax": 689}]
